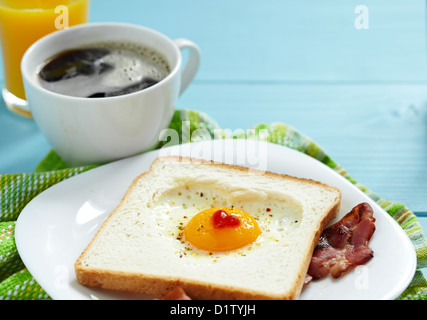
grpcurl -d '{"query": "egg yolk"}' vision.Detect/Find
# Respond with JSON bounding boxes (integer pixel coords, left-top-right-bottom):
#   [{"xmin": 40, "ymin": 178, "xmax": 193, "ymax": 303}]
[{"xmin": 183, "ymin": 207, "xmax": 261, "ymax": 252}]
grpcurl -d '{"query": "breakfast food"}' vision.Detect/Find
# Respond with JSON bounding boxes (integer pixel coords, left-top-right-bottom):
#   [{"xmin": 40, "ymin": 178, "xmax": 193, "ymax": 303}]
[
  {"xmin": 74, "ymin": 156, "xmax": 342, "ymax": 300},
  {"xmin": 157, "ymin": 286, "xmax": 192, "ymax": 300},
  {"xmin": 306, "ymin": 202, "xmax": 376, "ymax": 283}
]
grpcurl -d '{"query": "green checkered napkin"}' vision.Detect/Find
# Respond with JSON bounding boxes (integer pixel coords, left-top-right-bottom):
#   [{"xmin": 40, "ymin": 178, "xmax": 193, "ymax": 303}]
[{"xmin": 1, "ymin": 109, "xmax": 426, "ymax": 300}]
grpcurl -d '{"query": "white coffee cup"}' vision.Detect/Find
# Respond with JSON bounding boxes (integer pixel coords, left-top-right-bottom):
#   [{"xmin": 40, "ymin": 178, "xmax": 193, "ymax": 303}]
[{"xmin": 21, "ymin": 22, "xmax": 200, "ymax": 166}]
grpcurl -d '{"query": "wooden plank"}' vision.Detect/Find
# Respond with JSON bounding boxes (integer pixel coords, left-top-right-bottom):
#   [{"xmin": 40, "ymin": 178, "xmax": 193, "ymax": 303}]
[
  {"xmin": 89, "ymin": 0, "xmax": 427, "ymax": 81},
  {"xmin": 0, "ymin": 107, "xmax": 50, "ymax": 173}
]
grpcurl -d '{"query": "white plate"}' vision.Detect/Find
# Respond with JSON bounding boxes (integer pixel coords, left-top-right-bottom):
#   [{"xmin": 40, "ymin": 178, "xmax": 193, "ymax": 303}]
[{"xmin": 15, "ymin": 139, "xmax": 416, "ymax": 300}]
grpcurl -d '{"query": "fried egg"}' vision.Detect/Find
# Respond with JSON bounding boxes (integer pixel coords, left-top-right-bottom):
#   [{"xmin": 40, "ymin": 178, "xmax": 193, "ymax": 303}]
[{"xmin": 151, "ymin": 180, "xmax": 303, "ymax": 261}]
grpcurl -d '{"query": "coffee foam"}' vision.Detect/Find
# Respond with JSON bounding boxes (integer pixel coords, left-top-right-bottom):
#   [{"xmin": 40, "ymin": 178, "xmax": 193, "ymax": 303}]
[{"xmin": 37, "ymin": 40, "xmax": 171, "ymax": 98}]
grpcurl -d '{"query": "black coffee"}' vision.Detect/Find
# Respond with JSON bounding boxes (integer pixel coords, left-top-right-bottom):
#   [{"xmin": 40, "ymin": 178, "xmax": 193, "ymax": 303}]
[{"xmin": 37, "ymin": 40, "xmax": 170, "ymax": 98}]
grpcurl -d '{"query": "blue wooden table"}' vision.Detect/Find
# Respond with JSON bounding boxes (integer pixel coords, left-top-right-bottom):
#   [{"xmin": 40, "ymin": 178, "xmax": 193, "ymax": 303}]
[{"xmin": 1, "ymin": 1, "xmax": 426, "ymax": 231}]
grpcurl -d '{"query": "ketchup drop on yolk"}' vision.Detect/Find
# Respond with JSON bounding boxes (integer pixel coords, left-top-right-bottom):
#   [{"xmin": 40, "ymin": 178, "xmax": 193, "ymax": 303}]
[
  {"xmin": 183, "ymin": 207, "xmax": 261, "ymax": 252},
  {"xmin": 212, "ymin": 209, "xmax": 240, "ymax": 228}
]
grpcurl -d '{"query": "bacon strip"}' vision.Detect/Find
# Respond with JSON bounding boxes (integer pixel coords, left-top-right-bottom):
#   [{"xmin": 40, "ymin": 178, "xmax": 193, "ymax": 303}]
[
  {"xmin": 306, "ymin": 202, "xmax": 376, "ymax": 283},
  {"xmin": 157, "ymin": 286, "xmax": 192, "ymax": 300}
]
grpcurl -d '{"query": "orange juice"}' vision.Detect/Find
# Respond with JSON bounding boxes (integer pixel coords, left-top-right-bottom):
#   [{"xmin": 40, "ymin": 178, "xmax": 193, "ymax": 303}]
[{"xmin": 0, "ymin": 0, "xmax": 90, "ymax": 102}]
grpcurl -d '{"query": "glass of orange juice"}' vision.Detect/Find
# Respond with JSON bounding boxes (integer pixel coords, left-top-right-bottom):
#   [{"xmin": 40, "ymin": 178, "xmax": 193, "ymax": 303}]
[{"xmin": 0, "ymin": 0, "xmax": 90, "ymax": 118}]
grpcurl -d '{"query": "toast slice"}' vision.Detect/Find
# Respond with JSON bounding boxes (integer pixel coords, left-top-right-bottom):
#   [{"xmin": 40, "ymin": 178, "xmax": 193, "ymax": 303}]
[{"xmin": 75, "ymin": 156, "xmax": 341, "ymax": 300}]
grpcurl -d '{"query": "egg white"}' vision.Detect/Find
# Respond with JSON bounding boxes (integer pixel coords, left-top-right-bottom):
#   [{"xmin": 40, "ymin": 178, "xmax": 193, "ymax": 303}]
[{"xmin": 150, "ymin": 181, "xmax": 303, "ymax": 262}]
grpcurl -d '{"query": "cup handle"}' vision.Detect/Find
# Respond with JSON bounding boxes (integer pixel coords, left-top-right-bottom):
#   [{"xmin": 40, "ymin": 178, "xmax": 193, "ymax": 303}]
[
  {"xmin": 1, "ymin": 88, "xmax": 32, "ymax": 118},
  {"xmin": 174, "ymin": 38, "xmax": 200, "ymax": 95}
]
